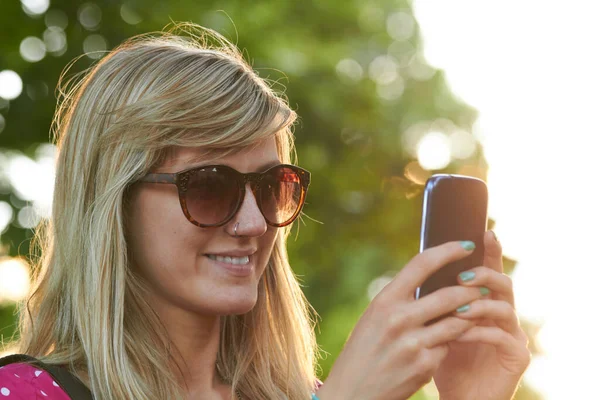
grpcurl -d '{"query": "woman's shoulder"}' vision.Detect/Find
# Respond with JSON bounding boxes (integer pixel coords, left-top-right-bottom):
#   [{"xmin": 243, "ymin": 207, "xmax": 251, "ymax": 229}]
[{"xmin": 0, "ymin": 362, "xmax": 71, "ymax": 399}]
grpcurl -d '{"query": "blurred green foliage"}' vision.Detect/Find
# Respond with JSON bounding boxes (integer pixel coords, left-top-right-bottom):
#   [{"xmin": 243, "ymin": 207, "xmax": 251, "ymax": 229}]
[{"xmin": 0, "ymin": 0, "xmax": 539, "ymax": 398}]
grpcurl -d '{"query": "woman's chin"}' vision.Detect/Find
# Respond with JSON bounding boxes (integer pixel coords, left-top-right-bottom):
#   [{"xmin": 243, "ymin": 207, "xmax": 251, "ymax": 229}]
[{"xmin": 213, "ymin": 293, "xmax": 258, "ymax": 316}]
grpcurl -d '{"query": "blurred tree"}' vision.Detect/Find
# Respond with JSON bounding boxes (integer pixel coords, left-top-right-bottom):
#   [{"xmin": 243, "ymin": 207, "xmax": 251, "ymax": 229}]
[{"xmin": 0, "ymin": 0, "xmax": 541, "ymax": 398}]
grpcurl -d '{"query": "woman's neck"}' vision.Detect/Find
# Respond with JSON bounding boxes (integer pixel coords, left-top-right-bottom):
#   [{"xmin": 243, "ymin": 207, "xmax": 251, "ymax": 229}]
[{"xmin": 150, "ymin": 298, "xmax": 227, "ymax": 397}]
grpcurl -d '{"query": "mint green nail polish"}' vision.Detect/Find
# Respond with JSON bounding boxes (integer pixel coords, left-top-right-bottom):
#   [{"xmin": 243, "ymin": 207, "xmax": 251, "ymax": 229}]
[
  {"xmin": 480, "ymin": 287, "xmax": 490, "ymax": 296},
  {"xmin": 459, "ymin": 271, "xmax": 476, "ymax": 282},
  {"xmin": 460, "ymin": 241, "xmax": 475, "ymax": 251},
  {"xmin": 456, "ymin": 304, "xmax": 470, "ymax": 313}
]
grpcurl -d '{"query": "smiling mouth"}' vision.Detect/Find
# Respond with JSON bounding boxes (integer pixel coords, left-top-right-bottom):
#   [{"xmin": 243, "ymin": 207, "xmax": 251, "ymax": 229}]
[{"xmin": 206, "ymin": 254, "xmax": 250, "ymax": 265}]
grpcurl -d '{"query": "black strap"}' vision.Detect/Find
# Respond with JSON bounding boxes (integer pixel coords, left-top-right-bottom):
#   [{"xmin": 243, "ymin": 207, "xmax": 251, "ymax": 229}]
[{"xmin": 0, "ymin": 354, "xmax": 93, "ymax": 399}]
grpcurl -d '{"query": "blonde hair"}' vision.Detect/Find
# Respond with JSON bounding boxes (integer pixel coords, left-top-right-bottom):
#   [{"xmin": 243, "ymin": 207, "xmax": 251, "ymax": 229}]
[{"xmin": 18, "ymin": 23, "xmax": 319, "ymax": 399}]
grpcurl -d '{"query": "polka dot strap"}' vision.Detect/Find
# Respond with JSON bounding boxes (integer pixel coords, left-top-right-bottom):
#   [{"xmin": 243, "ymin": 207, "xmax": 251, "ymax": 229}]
[{"xmin": 0, "ymin": 354, "xmax": 93, "ymax": 400}]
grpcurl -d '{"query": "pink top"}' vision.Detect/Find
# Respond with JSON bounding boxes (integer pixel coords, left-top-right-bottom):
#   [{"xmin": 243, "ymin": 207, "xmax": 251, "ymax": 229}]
[
  {"xmin": 0, "ymin": 363, "xmax": 71, "ymax": 400},
  {"xmin": 0, "ymin": 362, "xmax": 323, "ymax": 399}
]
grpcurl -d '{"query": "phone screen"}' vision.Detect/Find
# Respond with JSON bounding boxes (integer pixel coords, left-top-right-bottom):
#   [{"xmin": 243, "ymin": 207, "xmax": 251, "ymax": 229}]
[{"xmin": 416, "ymin": 174, "xmax": 488, "ymax": 300}]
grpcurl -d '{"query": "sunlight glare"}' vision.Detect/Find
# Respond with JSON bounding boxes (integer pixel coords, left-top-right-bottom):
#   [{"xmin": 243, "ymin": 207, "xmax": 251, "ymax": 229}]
[
  {"xmin": 0, "ymin": 71, "xmax": 23, "ymax": 100},
  {"xmin": 0, "ymin": 201, "xmax": 13, "ymax": 233},
  {"xmin": 413, "ymin": 1, "xmax": 600, "ymax": 399},
  {"xmin": 21, "ymin": 0, "xmax": 49, "ymax": 15},
  {"xmin": 6, "ymin": 149, "xmax": 55, "ymax": 218},
  {"xmin": 449, "ymin": 129, "xmax": 476, "ymax": 160},
  {"xmin": 0, "ymin": 258, "xmax": 30, "ymax": 303},
  {"xmin": 417, "ymin": 132, "xmax": 451, "ymax": 170}
]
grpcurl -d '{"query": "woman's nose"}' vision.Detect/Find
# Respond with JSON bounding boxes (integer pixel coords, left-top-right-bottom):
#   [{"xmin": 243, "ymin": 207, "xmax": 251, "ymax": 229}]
[{"xmin": 230, "ymin": 183, "xmax": 268, "ymax": 237}]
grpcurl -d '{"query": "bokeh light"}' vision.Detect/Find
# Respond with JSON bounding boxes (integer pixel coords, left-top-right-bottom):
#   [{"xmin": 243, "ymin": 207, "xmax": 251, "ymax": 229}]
[
  {"xmin": 336, "ymin": 59, "xmax": 363, "ymax": 84},
  {"xmin": 386, "ymin": 11, "xmax": 415, "ymax": 41},
  {"xmin": 399, "ymin": 121, "xmax": 431, "ymax": 158},
  {"xmin": 0, "ymin": 154, "xmax": 10, "ymax": 194},
  {"xmin": 369, "ymin": 55, "xmax": 399, "ymax": 85},
  {"xmin": 388, "ymin": 40, "xmax": 417, "ymax": 68},
  {"xmin": 0, "ymin": 71, "xmax": 23, "ymax": 100},
  {"xmin": 7, "ymin": 154, "xmax": 42, "ymax": 201},
  {"xmin": 78, "ymin": 3, "xmax": 102, "ymax": 30},
  {"xmin": 20, "ymin": 36, "xmax": 47, "ymax": 63},
  {"xmin": 417, "ymin": 131, "xmax": 452, "ymax": 170},
  {"xmin": 26, "ymin": 81, "xmax": 49, "ymax": 101},
  {"xmin": 0, "ymin": 201, "xmax": 14, "ymax": 233},
  {"xmin": 120, "ymin": 3, "xmax": 143, "ymax": 25},
  {"xmin": 6, "ymin": 147, "xmax": 56, "ymax": 219},
  {"xmin": 17, "ymin": 205, "xmax": 42, "ymax": 229},
  {"xmin": 83, "ymin": 34, "xmax": 108, "ymax": 59},
  {"xmin": 21, "ymin": 0, "xmax": 50, "ymax": 16},
  {"xmin": 44, "ymin": 27, "xmax": 68, "ymax": 56},
  {"xmin": 339, "ymin": 191, "xmax": 373, "ymax": 215},
  {"xmin": 45, "ymin": 9, "xmax": 69, "ymax": 29},
  {"xmin": 449, "ymin": 128, "xmax": 477, "ymax": 159},
  {"xmin": 272, "ymin": 48, "xmax": 307, "ymax": 76},
  {"xmin": 376, "ymin": 77, "xmax": 405, "ymax": 101},
  {"xmin": 0, "ymin": 258, "xmax": 31, "ymax": 303}
]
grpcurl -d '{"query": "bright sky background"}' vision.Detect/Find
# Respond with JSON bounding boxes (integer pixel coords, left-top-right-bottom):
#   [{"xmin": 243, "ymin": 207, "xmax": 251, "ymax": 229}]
[{"xmin": 413, "ymin": 1, "xmax": 600, "ymax": 399}]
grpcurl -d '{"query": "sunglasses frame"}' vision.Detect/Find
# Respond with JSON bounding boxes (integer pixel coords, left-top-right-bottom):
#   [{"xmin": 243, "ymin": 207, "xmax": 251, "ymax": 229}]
[{"xmin": 137, "ymin": 163, "xmax": 310, "ymax": 228}]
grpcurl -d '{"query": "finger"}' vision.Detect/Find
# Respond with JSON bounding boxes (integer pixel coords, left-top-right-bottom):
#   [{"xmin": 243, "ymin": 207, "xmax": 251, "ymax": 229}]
[
  {"xmin": 419, "ymin": 315, "xmax": 476, "ymax": 348},
  {"xmin": 411, "ymin": 285, "xmax": 488, "ymax": 325},
  {"xmin": 424, "ymin": 345, "xmax": 450, "ymax": 369},
  {"xmin": 453, "ymin": 326, "xmax": 532, "ymax": 373},
  {"xmin": 405, "ymin": 345, "xmax": 450, "ymax": 390},
  {"xmin": 382, "ymin": 241, "xmax": 476, "ymax": 301},
  {"xmin": 453, "ymin": 299, "xmax": 521, "ymax": 336},
  {"xmin": 456, "ymin": 265, "xmax": 515, "ymax": 306},
  {"xmin": 483, "ymin": 230, "xmax": 503, "ymax": 273}
]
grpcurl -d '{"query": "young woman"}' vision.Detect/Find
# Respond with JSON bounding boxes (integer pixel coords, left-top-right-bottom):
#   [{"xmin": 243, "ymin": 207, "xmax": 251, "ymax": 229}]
[{"xmin": 0, "ymin": 23, "xmax": 530, "ymax": 399}]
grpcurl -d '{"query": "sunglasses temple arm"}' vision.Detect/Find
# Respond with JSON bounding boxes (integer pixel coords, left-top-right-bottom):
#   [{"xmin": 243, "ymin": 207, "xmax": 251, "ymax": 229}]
[{"xmin": 138, "ymin": 173, "xmax": 178, "ymax": 184}]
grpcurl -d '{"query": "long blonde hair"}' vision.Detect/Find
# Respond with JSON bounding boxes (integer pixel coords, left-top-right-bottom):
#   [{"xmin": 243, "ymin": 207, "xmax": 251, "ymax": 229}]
[{"xmin": 18, "ymin": 23, "xmax": 319, "ymax": 399}]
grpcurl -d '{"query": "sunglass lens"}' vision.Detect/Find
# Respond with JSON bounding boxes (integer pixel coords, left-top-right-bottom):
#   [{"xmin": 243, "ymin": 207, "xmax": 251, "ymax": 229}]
[
  {"xmin": 185, "ymin": 167, "xmax": 239, "ymax": 226},
  {"xmin": 259, "ymin": 166, "xmax": 303, "ymax": 226}
]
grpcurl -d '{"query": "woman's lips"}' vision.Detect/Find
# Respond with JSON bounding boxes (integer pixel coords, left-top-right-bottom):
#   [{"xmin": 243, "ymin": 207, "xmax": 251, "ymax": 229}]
[{"xmin": 205, "ymin": 254, "xmax": 254, "ymax": 277}]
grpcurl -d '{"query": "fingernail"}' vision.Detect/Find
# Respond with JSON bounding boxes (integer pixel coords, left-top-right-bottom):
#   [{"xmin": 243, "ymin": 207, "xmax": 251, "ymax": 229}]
[
  {"xmin": 459, "ymin": 271, "xmax": 476, "ymax": 282},
  {"xmin": 456, "ymin": 304, "xmax": 470, "ymax": 313},
  {"xmin": 490, "ymin": 230, "xmax": 498, "ymax": 241},
  {"xmin": 460, "ymin": 241, "xmax": 475, "ymax": 251},
  {"xmin": 480, "ymin": 287, "xmax": 490, "ymax": 296}
]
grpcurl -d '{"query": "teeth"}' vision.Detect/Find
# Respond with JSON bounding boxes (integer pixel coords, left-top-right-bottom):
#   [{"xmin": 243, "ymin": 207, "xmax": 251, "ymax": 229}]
[{"xmin": 207, "ymin": 254, "xmax": 250, "ymax": 265}]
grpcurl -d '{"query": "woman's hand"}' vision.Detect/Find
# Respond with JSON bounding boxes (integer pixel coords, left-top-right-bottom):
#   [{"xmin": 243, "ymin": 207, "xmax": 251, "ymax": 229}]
[
  {"xmin": 434, "ymin": 231, "xmax": 531, "ymax": 400},
  {"xmin": 316, "ymin": 241, "xmax": 491, "ymax": 400}
]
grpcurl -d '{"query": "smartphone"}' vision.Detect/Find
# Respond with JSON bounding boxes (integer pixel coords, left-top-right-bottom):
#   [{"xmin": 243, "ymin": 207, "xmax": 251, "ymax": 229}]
[{"xmin": 415, "ymin": 174, "xmax": 488, "ymax": 306}]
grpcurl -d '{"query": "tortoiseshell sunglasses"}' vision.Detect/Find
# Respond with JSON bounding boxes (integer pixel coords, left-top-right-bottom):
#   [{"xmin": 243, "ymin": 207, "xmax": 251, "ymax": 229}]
[{"xmin": 138, "ymin": 164, "xmax": 310, "ymax": 228}]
